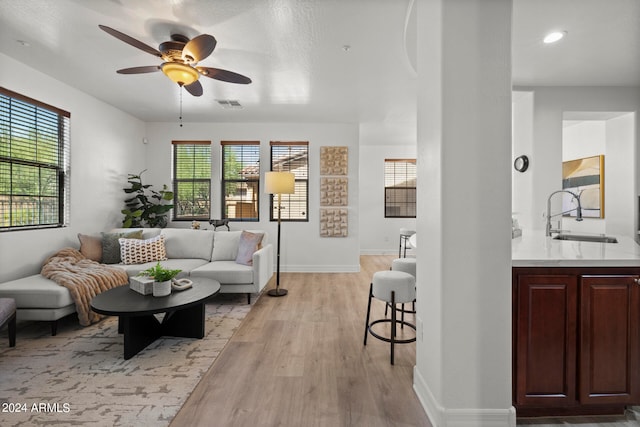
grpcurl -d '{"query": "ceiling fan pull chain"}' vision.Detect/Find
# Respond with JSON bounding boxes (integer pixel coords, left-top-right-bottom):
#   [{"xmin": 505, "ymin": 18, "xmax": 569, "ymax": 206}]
[{"xmin": 179, "ymin": 87, "xmax": 183, "ymax": 127}]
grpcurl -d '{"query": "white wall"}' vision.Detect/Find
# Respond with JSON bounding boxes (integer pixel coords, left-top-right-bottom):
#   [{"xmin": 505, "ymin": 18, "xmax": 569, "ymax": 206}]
[
  {"xmin": 605, "ymin": 113, "xmax": 636, "ymax": 236},
  {"xmin": 144, "ymin": 121, "xmax": 360, "ymax": 272},
  {"xmin": 512, "ymin": 91, "xmax": 534, "ymax": 229},
  {"xmin": 0, "ymin": 54, "xmax": 147, "ymax": 282},
  {"xmin": 512, "ymin": 86, "xmax": 640, "ymax": 238},
  {"xmin": 414, "ymin": 0, "xmax": 514, "ymax": 425},
  {"xmin": 358, "ymin": 142, "xmax": 416, "ymax": 255}
]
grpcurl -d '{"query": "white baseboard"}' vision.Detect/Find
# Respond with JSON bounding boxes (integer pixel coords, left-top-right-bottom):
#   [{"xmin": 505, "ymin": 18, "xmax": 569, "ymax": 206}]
[
  {"xmin": 279, "ymin": 265, "xmax": 360, "ymax": 273},
  {"xmin": 413, "ymin": 366, "xmax": 516, "ymax": 427},
  {"xmin": 360, "ymin": 249, "xmax": 416, "ymax": 256}
]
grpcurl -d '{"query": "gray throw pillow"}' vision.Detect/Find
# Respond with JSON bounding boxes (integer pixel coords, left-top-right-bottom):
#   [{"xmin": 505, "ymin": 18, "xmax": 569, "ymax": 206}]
[{"xmin": 101, "ymin": 230, "xmax": 143, "ymax": 264}]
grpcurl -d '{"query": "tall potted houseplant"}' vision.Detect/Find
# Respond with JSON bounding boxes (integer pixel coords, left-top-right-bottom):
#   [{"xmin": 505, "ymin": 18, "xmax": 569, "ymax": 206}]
[{"xmin": 122, "ymin": 170, "xmax": 174, "ymax": 228}]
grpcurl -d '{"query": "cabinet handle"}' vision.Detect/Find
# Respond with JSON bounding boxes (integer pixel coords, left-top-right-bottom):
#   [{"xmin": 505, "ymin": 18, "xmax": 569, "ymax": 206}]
[{"xmin": 634, "ymin": 278, "xmax": 640, "ymax": 284}]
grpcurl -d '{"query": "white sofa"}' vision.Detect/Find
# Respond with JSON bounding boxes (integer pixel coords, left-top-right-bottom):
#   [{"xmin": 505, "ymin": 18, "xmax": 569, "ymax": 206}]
[
  {"xmin": 0, "ymin": 228, "xmax": 273, "ymax": 335},
  {"xmin": 115, "ymin": 228, "xmax": 273, "ymax": 303}
]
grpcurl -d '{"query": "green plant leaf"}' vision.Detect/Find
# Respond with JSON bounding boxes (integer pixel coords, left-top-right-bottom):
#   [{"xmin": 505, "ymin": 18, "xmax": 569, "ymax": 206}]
[{"xmin": 122, "ymin": 169, "xmax": 174, "ymax": 228}]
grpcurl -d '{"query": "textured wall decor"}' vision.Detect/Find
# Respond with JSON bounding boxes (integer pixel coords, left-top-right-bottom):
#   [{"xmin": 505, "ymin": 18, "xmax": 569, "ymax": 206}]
[
  {"xmin": 320, "ymin": 177, "xmax": 348, "ymax": 206},
  {"xmin": 319, "ymin": 146, "xmax": 349, "ymax": 237},
  {"xmin": 320, "ymin": 146, "xmax": 348, "ymax": 176},
  {"xmin": 320, "ymin": 208, "xmax": 348, "ymax": 237}
]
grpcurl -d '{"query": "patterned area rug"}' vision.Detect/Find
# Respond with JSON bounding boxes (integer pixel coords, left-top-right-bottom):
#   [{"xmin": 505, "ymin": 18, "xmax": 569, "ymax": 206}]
[{"xmin": 0, "ymin": 292, "xmax": 256, "ymax": 426}]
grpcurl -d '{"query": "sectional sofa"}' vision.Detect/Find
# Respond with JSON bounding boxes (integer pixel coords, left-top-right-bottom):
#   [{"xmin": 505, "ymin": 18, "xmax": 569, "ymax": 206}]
[{"xmin": 0, "ymin": 227, "xmax": 273, "ymax": 335}]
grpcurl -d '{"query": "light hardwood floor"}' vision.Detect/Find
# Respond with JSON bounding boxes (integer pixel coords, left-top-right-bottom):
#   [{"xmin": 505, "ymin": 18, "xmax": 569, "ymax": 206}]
[
  {"xmin": 171, "ymin": 255, "xmax": 430, "ymax": 427},
  {"xmin": 172, "ymin": 255, "xmax": 640, "ymax": 427}
]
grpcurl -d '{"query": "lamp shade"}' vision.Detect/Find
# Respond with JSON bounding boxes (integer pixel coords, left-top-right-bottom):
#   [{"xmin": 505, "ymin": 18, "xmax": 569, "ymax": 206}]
[
  {"xmin": 161, "ymin": 62, "xmax": 199, "ymax": 86},
  {"xmin": 265, "ymin": 171, "xmax": 295, "ymax": 194}
]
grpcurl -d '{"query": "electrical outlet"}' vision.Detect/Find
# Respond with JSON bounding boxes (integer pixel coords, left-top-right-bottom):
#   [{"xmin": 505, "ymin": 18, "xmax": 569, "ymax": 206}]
[{"xmin": 384, "ymin": 236, "xmax": 389, "ymax": 242}]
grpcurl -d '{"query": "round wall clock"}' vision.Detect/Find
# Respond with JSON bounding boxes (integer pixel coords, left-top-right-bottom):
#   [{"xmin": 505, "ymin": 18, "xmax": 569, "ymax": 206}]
[{"xmin": 514, "ymin": 155, "xmax": 529, "ymax": 172}]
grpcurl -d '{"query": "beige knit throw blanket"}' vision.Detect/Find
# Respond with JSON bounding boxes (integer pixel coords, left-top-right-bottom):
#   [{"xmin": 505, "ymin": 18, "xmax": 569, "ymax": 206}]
[{"xmin": 41, "ymin": 248, "xmax": 129, "ymax": 326}]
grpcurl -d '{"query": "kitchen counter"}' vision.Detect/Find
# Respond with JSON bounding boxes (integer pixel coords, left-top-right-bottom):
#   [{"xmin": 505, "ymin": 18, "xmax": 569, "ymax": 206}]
[{"xmin": 512, "ymin": 229, "xmax": 640, "ymax": 267}]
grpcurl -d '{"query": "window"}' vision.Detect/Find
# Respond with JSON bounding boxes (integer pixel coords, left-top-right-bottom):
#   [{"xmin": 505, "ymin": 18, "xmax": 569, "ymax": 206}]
[
  {"xmin": 0, "ymin": 87, "xmax": 70, "ymax": 231},
  {"xmin": 384, "ymin": 159, "xmax": 416, "ymax": 218},
  {"xmin": 221, "ymin": 141, "xmax": 260, "ymax": 221},
  {"xmin": 270, "ymin": 141, "xmax": 308, "ymax": 221},
  {"xmin": 172, "ymin": 141, "xmax": 211, "ymax": 220}
]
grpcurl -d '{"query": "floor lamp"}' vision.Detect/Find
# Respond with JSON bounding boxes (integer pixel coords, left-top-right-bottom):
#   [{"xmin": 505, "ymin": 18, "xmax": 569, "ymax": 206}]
[{"xmin": 265, "ymin": 171, "xmax": 295, "ymax": 297}]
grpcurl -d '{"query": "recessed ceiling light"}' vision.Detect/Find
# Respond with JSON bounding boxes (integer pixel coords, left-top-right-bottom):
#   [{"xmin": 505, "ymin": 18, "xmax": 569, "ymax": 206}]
[
  {"xmin": 16, "ymin": 40, "xmax": 30, "ymax": 47},
  {"xmin": 543, "ymin": 31, "xmax": 567, "ymax": 44}
]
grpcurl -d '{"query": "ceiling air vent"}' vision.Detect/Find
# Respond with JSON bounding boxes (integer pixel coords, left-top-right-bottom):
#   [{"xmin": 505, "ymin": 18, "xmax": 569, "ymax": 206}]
[{"xmin": 216, "ymin": 99, "xmax": 243, "ymax": 109}]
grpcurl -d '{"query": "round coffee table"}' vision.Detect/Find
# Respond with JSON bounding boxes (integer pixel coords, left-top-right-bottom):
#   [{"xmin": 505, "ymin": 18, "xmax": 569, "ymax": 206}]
[{"xmin": 91, "ymin": 277, "xmax": 220, "ymax": 359}]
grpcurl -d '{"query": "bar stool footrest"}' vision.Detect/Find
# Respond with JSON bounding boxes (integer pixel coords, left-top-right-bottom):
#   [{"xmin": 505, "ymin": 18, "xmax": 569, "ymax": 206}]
[{"xmin": 367, "ymin": 318, "xmax": 416, "ymax": 344}]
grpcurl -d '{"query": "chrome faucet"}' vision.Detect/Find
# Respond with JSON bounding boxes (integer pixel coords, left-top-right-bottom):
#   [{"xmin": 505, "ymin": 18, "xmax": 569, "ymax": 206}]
[{"xmin": 546, "ymin": 190, "xmax": 583, "ymax": 237}]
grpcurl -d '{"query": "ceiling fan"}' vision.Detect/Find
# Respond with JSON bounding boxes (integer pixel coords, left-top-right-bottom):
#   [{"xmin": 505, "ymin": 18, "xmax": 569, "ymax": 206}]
[{"xmin": 99, "ymin": 25, "xmax": 252, "ymax": 97}]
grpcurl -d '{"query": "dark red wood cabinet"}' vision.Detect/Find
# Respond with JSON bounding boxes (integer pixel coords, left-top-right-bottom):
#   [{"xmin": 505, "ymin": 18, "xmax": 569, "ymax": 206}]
[{"xmin": 513, "ymin": 267, "xmax": 640, "ymax": 417}]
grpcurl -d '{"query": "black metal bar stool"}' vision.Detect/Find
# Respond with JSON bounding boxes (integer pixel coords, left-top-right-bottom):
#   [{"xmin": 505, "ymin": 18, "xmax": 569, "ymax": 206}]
[
  {"xmin": 399, "ymin": 228, "xmax": 415, "ymax": 258},
  {"xmin": 364, "ymin": 270, "xmax": 416, "ymax": 365},
  {"xmin": 386, "ymin": 257, "xmax": 417, "ymax": 323}
]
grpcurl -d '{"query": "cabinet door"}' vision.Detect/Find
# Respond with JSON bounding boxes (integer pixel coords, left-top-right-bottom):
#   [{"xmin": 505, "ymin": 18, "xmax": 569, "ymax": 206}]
[
  {"xmin": 579, "ymin": 275, "xmax": 640, "ymax": 405},
  {"xmin": 515, "ymin": 274, "xmax": 578, "ymax": 407}
]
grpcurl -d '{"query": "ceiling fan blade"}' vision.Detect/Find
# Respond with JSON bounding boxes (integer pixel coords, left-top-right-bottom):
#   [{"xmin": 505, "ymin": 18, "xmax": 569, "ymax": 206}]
[
  {"xmin": 117, "ymin": 66, "xmax": 161, "ymax": 74},
  {"xmin": 184, "ymin": 80, "xmax": 203, "ymax": 97},
  {"xmin": 182, "ymin": 34, "xmax": 217, "ymax": 63},
  {"xmin": 99, "ymin": 25, "xmax": 162, "ymax": 58},
  {"xmin": 197, "ymin": 67, "xmax": 252, "ymax": 84}
]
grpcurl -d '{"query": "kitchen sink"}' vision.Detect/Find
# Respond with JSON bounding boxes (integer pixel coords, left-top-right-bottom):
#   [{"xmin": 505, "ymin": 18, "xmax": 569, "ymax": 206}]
[{"xmin": 553, "ymin": 234, "xmax": 618, "ymax": 243}]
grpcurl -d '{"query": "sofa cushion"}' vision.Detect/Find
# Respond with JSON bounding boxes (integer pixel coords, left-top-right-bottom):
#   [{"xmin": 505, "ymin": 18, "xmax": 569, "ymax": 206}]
[
  {"xmin": 119, "ymin": 235, "xmax": 168, "ymax": 265},
  {"xmin": 191, "ymin": 261, "xmax": 254, "ymax": 284},
  {"xmin": 0, "ymin": 275, "xmax": 74, "ymax": 309},
  {"xmin": 161, "ymin": 228, "xmax": 214, "ymax": 260},
  {"xmin": 109, "ymin": 228, "xmax": 162, "ymax": 240},
  {"xmin": 211, "ymin": 231, "xmax": 242, "ymax": 261},
  {"xmin": 116, "ymin": 259, "xmax": 208, "ymax": 278},
  {"xmin": 101, "ymin": 230, "xmax": 143, "ymax": 264},
  {"xmin": 235, "ymin": 231, "xmax": 264, "ymax": 266},
  {"xmin": 78, "ymin": 233, "xmax": 103, "ymax": 262}
]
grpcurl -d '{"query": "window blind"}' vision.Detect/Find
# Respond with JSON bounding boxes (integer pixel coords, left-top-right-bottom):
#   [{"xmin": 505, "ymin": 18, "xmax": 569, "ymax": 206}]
[
  {"xmin": 0, "ymin": 87, "xmax": 70, "ymax": 231},
  {"xmin": 172, "ymin": 141, "xmax": 211, "ymax": 220},
  {"xmin": 384, "ymin": 159, "xmax": 416, "ymax": 218},
  {"xmin": 270, "ymin": 142, "xmax": 309, "ymax": 221},
  {"xmin": 221, "ymin": 141, "xmax": 260, "ymax": 221}
]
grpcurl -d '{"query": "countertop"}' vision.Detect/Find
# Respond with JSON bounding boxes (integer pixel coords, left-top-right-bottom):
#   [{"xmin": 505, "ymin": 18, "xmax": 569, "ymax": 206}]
[{"xmin": 512, "ymin": 229, "xmax": 640, "ymax": 267}]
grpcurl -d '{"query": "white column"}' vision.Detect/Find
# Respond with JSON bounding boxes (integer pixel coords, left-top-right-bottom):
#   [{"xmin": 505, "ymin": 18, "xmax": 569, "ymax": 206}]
[{"xmin": 413, "ymin": 0, "xmax": 515, "ymax": 426}]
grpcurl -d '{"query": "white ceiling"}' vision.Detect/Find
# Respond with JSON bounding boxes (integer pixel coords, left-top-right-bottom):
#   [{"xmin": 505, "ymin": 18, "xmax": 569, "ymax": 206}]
[{"xmin": 0, "ymin": 0, "xmax": 638, "ymax": 125}]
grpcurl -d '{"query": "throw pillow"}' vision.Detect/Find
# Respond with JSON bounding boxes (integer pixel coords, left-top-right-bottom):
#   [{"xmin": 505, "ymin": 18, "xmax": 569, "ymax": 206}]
[
  {"xmin": 119, "ymin": 235, "xmax": 168, "ymax": 265},
  {"xmin": 211, "ymin": 231, "xmax": 242, "ymax": 261},
  {"xmin": 101, "ymin": 230, "xmax": 143, "ymax": 264},
  {"xmin": 235, "ymin": 231, "xmax": 264, "ymax": 266},
  {"xmin": 77, "ymin": 233, "xmax": 103, "ymax": 262}
]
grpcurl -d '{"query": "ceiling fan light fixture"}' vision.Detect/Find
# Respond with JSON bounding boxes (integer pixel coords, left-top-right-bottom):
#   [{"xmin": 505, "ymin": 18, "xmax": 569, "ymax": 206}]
[{"xmin": 161, "ymin": 62, "xmax": 199, "ymax": 86}]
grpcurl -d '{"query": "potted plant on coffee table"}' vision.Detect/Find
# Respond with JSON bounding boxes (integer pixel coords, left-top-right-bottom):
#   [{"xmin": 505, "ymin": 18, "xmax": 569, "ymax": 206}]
[{"xmin": 138, "ymin": 262, "xmax": 182, "ymax": 297}]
